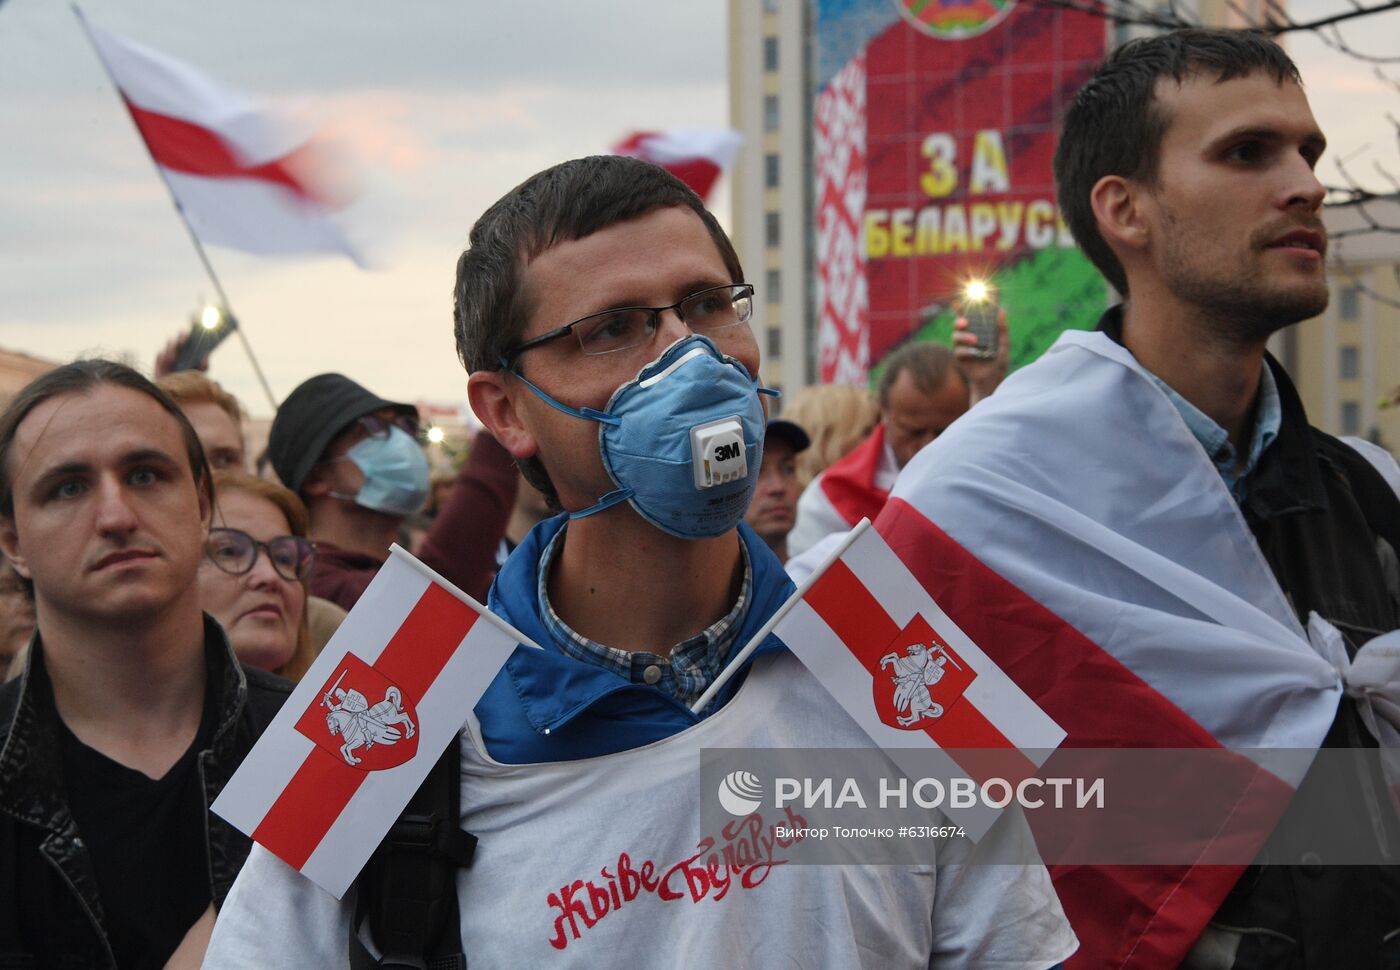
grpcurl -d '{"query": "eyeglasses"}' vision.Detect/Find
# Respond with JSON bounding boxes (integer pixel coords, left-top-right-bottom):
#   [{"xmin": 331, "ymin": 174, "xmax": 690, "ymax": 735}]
[
  {"xmin": 498, "ymin": 283, "xmax": 755, "ymax": 370},
  {"xmin": 358, "ymin": 413, "xmax": 420, "ymax": 441},
  {"xmin": 205, "ymin": 528, "xmax": 316, "ymax": 582}
]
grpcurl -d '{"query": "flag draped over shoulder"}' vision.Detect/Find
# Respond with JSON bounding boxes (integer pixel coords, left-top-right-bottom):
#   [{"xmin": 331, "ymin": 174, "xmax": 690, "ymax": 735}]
[
  {"xmin": 212, "ymin": 547, "xmax": 523, "ymax": 898},
  {"xmin": 610, "ymin": 128, "xmax": 742, "ymax": 201},
  {"xmin": 82, "ymin": 20, "xmax": 363, "ymax": 264},
  {"xmin": 881, "ymin": 328, "xmax": 1400, "ymax": 967}
]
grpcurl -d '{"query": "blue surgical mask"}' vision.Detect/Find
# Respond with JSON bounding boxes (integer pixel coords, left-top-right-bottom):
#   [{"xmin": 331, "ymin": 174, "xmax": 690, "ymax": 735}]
[
  {"xmin": 331, "ymin": 426, "xmax": 430, "ymax": 517},
  {"xmin": 514, "ymin": 334, "xmax": 777, "ymax": 539}
]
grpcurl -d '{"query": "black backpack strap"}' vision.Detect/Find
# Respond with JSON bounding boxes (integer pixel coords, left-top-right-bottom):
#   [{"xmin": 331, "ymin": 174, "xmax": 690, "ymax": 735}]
[{"xmin": 349, "ymin": 740, "xmax": 476, "ymax": 970}]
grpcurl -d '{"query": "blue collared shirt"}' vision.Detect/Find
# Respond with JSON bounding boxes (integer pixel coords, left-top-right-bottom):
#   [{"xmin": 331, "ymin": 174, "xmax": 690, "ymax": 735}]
[
  {"xmin": 535, "ymin": 523, "xmax": 753, "ymax": 709},
  {"xmin": 1147, "ymin": 364, "xmax": 1282, "ymax": 502}
]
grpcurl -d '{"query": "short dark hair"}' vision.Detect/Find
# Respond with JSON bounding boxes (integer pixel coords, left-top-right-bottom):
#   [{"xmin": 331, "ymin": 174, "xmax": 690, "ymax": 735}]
[
  {"xmin": 1054, "ymin": 28, "xmax": 1301, "ymax": 295},
  {"xmin": 0, "ymin": 359, "xmax": 213, "ymax": 519},
  {"xmin": 453, "ymin": 155, "xmax": 745, "ymax": 504},
  {"xmin": 453, "ymin": 155, "xmax": 743, "ymax": 375},
  {"xmin": 876, "ymin": 342, "xmax": 962, "ymax": 409}
]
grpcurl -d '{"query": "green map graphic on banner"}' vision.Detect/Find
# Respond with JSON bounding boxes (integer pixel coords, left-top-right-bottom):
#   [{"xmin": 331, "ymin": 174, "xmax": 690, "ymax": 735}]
[{"xmin": 896, "ymin": 0, "xmax": 1017, "ymax": 41}]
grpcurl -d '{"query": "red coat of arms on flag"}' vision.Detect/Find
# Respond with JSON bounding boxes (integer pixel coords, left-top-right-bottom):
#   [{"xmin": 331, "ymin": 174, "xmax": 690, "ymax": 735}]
[
  {"xmin": 294, "ymin": 652, "xmax": 419, "ymax": 771},
  {"xmin": 874, "ymin": 614, "xmax": 977, "ymax": 731}
]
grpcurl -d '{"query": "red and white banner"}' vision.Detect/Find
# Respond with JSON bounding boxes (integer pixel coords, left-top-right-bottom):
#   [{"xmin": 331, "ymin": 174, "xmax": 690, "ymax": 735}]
[
  {"xmin": 814, "ymin": 53, "xmax": 869, "ymax": 384},
  {"xmin": 212, "ymin": 547, "xmax": 523, "ymax": 898},
  {"xmin": 875, "ymin": 496, "xmax": 1317, "ymax": 967},
  {"xmin": 875, "ymin": 330, "xmax": 1372, "ymax": 966},
  {"xmin": 81, "ymin": 18, "xmax": 363, "ymax": 264},
  {"xmin": 610, "ymin": 128, "xmax": 742, "ymax": 202},
  {"xmin": 764, "ymin": 519, "xmax": 1066, "ymax": 838}
]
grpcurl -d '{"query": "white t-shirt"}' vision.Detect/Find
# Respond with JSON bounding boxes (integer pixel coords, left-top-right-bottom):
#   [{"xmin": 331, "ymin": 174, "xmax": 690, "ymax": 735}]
[{"xmin": 205, "ymin": 652, "xmax": 1076, "ymax": 969}]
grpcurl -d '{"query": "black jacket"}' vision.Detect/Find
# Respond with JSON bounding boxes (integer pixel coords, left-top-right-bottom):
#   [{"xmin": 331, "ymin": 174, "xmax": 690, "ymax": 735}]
[
  {"xmin": 0, "ymin": 615, "xmax": 290, "ymax": 969},
  {"xmin": 1101, "ymin": 306, "xmax": 1400, "ymax": 969}
]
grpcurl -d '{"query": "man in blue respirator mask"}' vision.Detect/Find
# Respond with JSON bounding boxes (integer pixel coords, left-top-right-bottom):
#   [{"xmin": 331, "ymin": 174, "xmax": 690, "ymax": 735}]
[{"xmin": 205, "ymin": 156, "xmax": 1075, "ymax": 970}]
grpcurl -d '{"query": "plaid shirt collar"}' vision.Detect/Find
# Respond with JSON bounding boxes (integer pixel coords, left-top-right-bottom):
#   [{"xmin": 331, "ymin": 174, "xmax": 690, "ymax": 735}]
[
  {"xmin": 534, "ymin": 526, "xmax": 756, "ymax": 708},
  {"xmin": 536, "ymin": 524, "xmax": 752, "ymax": 710}
]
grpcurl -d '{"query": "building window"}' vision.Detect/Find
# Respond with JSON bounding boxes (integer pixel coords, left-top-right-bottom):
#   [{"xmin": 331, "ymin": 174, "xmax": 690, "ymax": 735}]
[
  {"xmin": 1340, "ymin": 345, "xmax": 1360, "ymax": 380},
  {"xmin": 764, "ymin": 153, "xmax": 780, "ymax": 188},
  {"xmin": 763, "ymin": 37, "xmax": 779, "ymax": 72},
  {"xmin": 763, "ymin": 95, "xmax": 779, "ymax": 132},
  {"xmin": 1340, "ymin": 285, "xmax": 1361, "ymax": 321},
  {"xmin": 765, "ymin": 269, "xmax": 782, "ymax": 305},
  {"xmin": 767, "ymin": 327, "xmax": 782, "ymax": 360},
  {"xmin": 765, "ymin": 212, "xmax": 781, "ymax": 247},
  {"xmin": 763, "ymin": 0, "xmax": 780, "ymax": 12},
  {"xmin": 1341, "ymin": 401, "xmax": 1361, "ymax": 435}
]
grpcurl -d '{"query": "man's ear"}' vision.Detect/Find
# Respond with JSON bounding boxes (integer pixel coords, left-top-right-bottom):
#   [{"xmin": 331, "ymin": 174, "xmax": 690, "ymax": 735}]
[
  {"xmin": 0, "ymin": 516, "xmax": 29, "ymax": 580},
  {"xmin": 468, "ymin": 372, "xmax": 538, "ymax": 460},
  {"xmin": 1090, "ymin": 174, "xmax": 1151, "ymax": 253}
]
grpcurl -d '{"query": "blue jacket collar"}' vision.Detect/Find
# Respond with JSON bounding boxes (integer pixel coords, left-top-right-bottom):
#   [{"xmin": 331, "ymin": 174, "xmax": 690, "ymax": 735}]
[{"xmin": 484, "ymin": 514, "xmax": 794, "ymax": 747}]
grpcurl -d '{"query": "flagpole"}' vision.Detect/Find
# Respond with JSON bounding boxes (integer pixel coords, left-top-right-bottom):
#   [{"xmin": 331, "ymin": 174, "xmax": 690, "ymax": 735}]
[
  {"xmin": 72, "ymin": 4, "xmax": 277, "ymax": 412},
  {"xmin": 690, "ymin": 518, "xmax": 873, "ymax": 715}
]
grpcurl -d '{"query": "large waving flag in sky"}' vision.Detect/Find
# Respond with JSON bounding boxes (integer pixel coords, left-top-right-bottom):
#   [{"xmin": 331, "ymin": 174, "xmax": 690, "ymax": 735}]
[{"xmin": 80, "ymin": 14, "xmax": 363, "ymax": 264}]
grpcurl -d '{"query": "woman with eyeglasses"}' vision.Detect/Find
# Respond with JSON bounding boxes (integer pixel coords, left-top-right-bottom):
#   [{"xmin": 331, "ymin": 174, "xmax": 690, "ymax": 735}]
[{"xmin": 199, "ymin": 472, "xmax": 318, "ymax": 682}]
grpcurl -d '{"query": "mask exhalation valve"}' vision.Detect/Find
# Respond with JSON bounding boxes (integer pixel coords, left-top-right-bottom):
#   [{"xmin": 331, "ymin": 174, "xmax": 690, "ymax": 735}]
[{"xmin": 691, "ymin": 416, "xmax": 748, "ymax": 489}]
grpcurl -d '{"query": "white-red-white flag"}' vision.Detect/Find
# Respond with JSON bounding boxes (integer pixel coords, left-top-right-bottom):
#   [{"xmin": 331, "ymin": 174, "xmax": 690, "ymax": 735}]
[
  {"xmin": 709, "ymin": 519, "xmax": 1066, "ymax": 838},
  {"xmin": 611, "ymin": 128, "xmax": 742, "ymax": 201},
  {"xmin": 878, "ymin": 326, "xmax": 1375, "ymax": 967},
  {"xmin": 81, "ymin": 18, "xmax": 363, "ymax": 264},
  {"xmin": 212, "ymin": 546, "xmax": 524, "ymax": 898}
]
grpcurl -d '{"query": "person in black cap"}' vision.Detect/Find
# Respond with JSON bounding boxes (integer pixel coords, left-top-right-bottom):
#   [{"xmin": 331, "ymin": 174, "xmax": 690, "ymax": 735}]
[
  {"xmin": 267, "ymin": 374, "xmax": 428, "ymax": 610},
  {"xmin": 268, "ymin": 373, "xmax": 518, "ymax": 611},
  {"xmin": 745, "ymin": 418, "xmax": 809, "ymax": 563}
]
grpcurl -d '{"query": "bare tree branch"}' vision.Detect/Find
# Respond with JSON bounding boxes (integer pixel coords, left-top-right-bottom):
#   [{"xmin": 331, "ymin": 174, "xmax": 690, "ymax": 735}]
[{"xmin": 1280, "ymin": 0, "xmax": 1400, "ymax": 34}]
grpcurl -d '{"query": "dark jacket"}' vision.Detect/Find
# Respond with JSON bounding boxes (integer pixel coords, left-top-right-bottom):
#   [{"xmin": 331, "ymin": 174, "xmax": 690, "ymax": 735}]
[
  {"xmin": 0, "ymin": 615, "xmax": 290, "ymax": 969},
  {"xmin": 1211, "ymin": 356, "xmax": 1400, "ymax": 970},
  {"xmin": 307, "ymin": 541, "xmax": 383, "ymax": 612},
  {"xmin": 1102, "ymin": 307, "xmax": 1400, "ymax": 969}
]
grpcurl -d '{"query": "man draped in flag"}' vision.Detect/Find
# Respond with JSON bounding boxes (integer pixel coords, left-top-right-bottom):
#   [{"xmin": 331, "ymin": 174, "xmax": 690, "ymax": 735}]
[
  {"xmin": 205, "ymin": 156, "xmax": 1076, "ymax": 968},
  {"xmin": 880, "ymin": 28, "xmax": 1400, "ymax": 969}
]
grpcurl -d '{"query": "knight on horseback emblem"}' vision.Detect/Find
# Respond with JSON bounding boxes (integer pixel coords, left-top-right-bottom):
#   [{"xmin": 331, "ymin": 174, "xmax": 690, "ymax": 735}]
[
  {"xmin": 320, "ymin": 668, "xmax": 416, "ymax": 766},
  {"xmin": 873, "ymin": 615, "xmax": 978, "ymax": 732}
]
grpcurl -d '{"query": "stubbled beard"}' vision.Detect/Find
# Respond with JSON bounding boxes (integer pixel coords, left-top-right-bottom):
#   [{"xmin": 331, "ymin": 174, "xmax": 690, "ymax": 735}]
[
  {"xmin": 1167, "ymin": 265, "xmax": 1330, "ymax": 345},
  {"xmin": 1160, "ymin": 216, "xmax": 1330, "ymax": 344}
]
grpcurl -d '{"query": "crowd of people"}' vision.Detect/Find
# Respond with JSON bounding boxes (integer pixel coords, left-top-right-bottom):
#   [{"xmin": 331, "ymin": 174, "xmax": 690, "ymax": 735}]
[{"xmin": 0, "ymin": 26, "xmax": 1397, "ymax": 970}]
